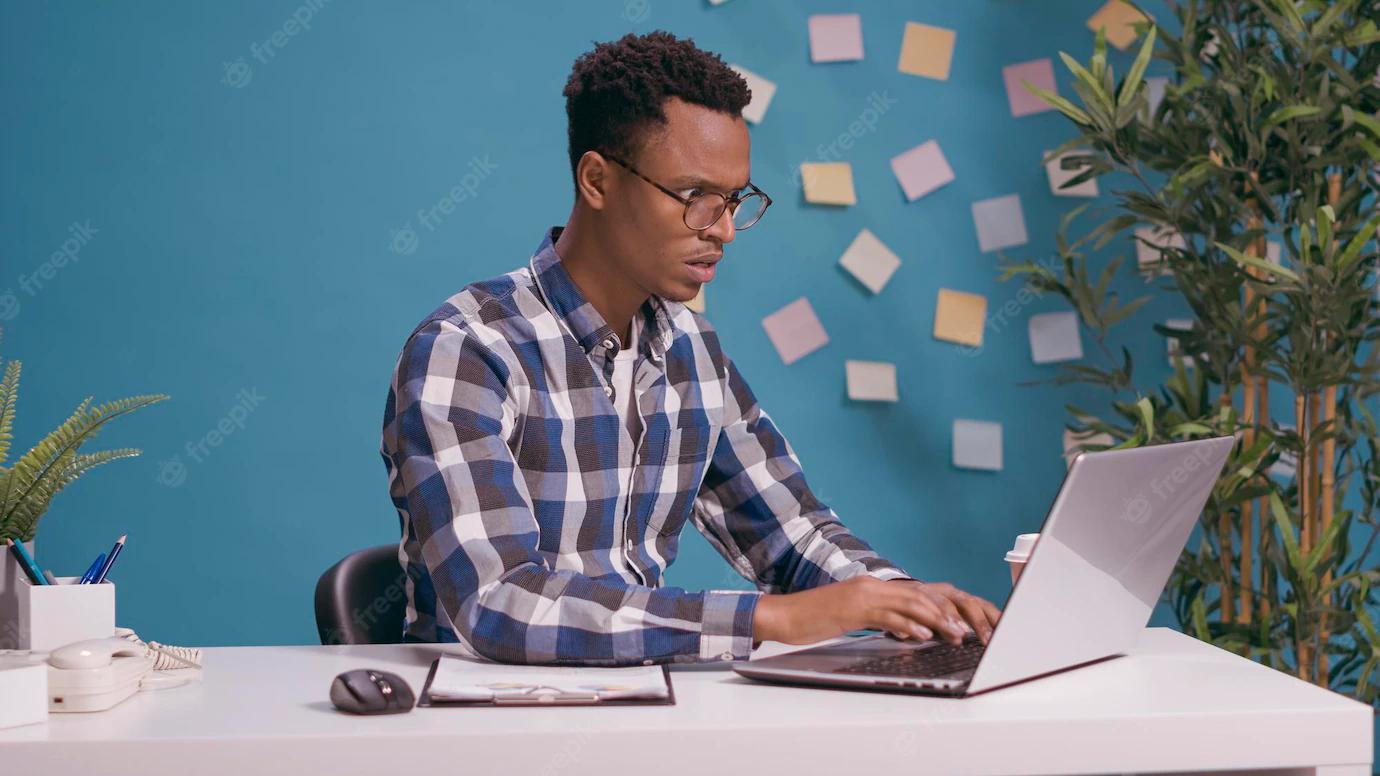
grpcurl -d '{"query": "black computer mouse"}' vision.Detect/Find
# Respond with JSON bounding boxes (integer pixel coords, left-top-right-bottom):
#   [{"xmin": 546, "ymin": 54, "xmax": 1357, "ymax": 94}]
[{"xmin": 329, "ymin": 669, "xmax": 416, "ymax": 715}]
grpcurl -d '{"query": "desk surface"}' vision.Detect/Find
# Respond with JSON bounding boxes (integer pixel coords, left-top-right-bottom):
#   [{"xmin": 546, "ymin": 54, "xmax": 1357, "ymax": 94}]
[{"xmin": 0, "ymin": 628, "xmax": 1371, "ymax": 776}]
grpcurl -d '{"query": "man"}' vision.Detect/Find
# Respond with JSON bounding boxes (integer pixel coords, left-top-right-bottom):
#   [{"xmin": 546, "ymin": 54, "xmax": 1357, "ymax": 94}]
[{"xmin": 381, "ymin": 31, "xmax": 1000, "ymax": 666}]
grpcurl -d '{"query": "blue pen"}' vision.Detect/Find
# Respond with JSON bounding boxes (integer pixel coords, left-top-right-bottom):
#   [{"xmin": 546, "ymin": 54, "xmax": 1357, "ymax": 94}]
[
  {"xmin": 92, "ymin": 534, "xmax": 126, "ymax": 585},
  {"xmin": 79, "ymin": 553, "xmax": 106, "ymax": 584}
]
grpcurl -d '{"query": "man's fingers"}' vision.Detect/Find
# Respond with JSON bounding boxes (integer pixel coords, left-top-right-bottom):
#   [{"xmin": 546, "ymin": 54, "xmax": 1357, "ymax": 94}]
[
  {"xmin": 893, "ymin": 590, "xmax": 966, "ymax": 644},
  {"xmin": 880, "ymin": 612, "xmax": 933, "ymax": 641},
  {"xmin": 953, "ymin": 595, "xmax": 996, "ymax": 644}
]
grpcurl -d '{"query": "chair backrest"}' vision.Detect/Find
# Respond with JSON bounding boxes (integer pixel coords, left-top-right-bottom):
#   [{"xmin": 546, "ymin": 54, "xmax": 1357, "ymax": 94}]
[{"xmin": 314, "ymin": 545, "xmax": 407, "ymax": 645}]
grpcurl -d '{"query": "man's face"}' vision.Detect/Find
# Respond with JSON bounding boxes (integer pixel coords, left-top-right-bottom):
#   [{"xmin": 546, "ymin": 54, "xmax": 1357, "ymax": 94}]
[{"xmin": 598, "ymin": 96, "xmax": 751, "ymax": 304}]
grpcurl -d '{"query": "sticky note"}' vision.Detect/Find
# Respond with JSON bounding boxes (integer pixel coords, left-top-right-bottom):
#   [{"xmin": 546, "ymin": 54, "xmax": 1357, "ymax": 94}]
[
  {"xmin": 1087, "ymin": 0, "xmax": 1150, "ymax": 51},
  {"xmin": 934, "ymin": 289, "xmax": 987, "ymax": 347},
  {"xmin": 1063, "ymin": 427, "xmax": 1115, "ymax": 468},
  {"xmin": 972, "ymin": 194, "xmax": 1029, "ymax": 252},
  {"xmin": 1165, "ymin": 318, "xmax": 1195, "ymax": 368},
  {"xmin": 839, "ymin": 229, "xmax": 902, "ymax": 294},
  {"xmin": 1266, "ymin": 241, "xmax": 1282, "ymax": 266},
  {"xmin": 1029, "ymin": 311, "xmax": 1084, "ymax": 364},
  {"xmin": 730, "ymin": 65, "xmax": 777, "ymax": 125},
  {"xmin": 687, "ymin": 286, "xmax": 705, "ymax": 313},
  {"xmin": 800, "ymin": 162, "xmax": 856, "ymax": 205},
  {"xmin": 898, "ymin": 22, "xmax": 956, "ymax": 80},
  {"xmin": 1004, "ymin": 59, "xmax": 1058, "ymax": 117},
  {"xmin": 1272, "ymin": 426, "xmax": 1298, "ymax": 479},
  {"xmin": 1135, "ymin": 226, "xmax": 1185, "ymax": 275},
  {"xmin": 809, "ymin": 14, "xmax": 864, "ymax": 63},
  {"xmin": 1145, "ymin": 76, "xmax": 1169, "ymax": 116},
  {"xmin": 954, "ymin": 419, "xmax": 1003, "ymax": 471},
  {"xmin": 1045, "ymin": 151, "xmax": 1099, "ymax": 197},
  {"xmin": 762, "ymin": 298, "xmax": 829, "ymax": 365},
  {"xmin": 846, "ymin": 360, "xmax": 898, "ymax": 402},
  {"xmin": 890, "ymin": 140, "xmax": 955, "ymax": 202}
]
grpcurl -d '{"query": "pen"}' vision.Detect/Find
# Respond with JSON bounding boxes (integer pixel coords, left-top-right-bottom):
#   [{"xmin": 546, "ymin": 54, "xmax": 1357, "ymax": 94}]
[
  {"xmin": 79, "ymin": 553, "xmax": 106, "ymax": 584},
  {"xmin": 5, "ymin": 539, "xmax": 48, "ymax": 585},
  {"xmin": 91, "ymin": 534, "xmax": 126, "ymax": 585},
  {"xmin": 42, "ymin": 570, "xmax": 58, "ymax": 585}
]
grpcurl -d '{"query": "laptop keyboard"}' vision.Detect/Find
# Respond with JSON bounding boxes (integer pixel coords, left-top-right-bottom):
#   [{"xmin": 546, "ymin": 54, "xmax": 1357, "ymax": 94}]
[{"xmin": 835, "ymin": 633, "xmax": 985, "ymax": 678}]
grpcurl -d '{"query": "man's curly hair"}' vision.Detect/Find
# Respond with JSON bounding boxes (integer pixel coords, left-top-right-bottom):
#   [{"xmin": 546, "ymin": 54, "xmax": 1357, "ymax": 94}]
[{"xmin": 562, "ymin": 30, "xmax": 751, "ymax": 188}]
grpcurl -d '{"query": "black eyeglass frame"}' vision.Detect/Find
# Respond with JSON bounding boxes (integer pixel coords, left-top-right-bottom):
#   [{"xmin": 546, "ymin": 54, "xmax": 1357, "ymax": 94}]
[{"xmin": 599, "ymin": 151, "xmax": 772, "ymax": 232}]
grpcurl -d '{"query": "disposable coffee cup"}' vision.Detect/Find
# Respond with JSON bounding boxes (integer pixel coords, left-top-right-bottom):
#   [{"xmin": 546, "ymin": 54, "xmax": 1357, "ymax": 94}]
[{"xmin": 1004, "ymin": 533, "xmax": 1039, "ymax": 584}]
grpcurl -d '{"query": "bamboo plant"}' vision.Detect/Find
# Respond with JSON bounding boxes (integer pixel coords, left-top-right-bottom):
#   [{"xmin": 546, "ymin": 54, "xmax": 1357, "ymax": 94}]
[
  {"xmin": 0, "ymin": 327, "xmax": 167, "ymax": 543},
  {"xmin": 1000, "ymin": 0, "xmax": 1380, "ymax": 700}
]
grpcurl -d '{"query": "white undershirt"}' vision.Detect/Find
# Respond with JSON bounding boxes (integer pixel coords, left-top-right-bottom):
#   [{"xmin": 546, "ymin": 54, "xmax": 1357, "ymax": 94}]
[{"xmin": 611, "ymin": 316, "xmax": 642, "ymax": 448}]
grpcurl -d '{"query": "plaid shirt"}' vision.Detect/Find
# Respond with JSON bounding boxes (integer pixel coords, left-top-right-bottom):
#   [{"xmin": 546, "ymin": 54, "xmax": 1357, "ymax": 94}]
[{"xmin": 380, "ymin": 226, "xmax": 908, "ymax": 665}]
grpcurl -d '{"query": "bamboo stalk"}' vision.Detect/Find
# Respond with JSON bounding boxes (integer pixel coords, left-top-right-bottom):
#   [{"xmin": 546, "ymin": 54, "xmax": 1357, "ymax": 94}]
[
  {"xmin": 1318, "ymin": 171, "xmax": 1342, "ymax": 685},
  {"xmin": 1296, "ymin": 392, "xmax": 1311, "ymax": 682},
  {"xmin": 1238, "ymin": 216, "xmax": 1262, "ymax": 628}
]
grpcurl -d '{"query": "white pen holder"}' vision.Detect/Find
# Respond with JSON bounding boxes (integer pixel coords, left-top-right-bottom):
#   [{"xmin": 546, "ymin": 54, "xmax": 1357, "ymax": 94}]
[{"xmin": 15, "ymin": 576, "xmax": 115, "ymax": 651}]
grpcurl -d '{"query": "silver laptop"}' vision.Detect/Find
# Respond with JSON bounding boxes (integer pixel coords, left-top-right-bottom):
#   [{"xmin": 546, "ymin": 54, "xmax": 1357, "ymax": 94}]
[{"xmin": 734, "ymin": 437, "xmax": 1235, "ymax": 697}]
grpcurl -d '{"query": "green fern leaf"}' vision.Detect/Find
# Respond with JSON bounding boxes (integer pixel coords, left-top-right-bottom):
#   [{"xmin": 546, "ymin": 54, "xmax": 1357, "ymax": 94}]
[{"xmin": 0, "ymin": 358, "xmax": 17, "ymax": 467}]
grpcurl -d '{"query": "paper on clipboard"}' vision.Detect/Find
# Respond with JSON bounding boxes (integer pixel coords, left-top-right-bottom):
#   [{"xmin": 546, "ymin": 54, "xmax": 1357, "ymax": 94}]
[{"xmin": 426, "ymin": 655, "xmax": 671, "ymax": 703}]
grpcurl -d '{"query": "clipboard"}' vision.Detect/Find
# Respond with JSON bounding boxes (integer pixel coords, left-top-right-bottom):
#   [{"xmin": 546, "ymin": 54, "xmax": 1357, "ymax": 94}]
[{"xmin": 416, "ymin": 657, "xmax": 676, "ymax": 707}]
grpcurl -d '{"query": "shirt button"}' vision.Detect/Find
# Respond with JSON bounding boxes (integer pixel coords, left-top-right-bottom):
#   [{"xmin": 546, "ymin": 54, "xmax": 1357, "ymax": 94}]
[
  {"xmin": 720, "ymin": 652, "xmax": 734, "ymax": 661},
  {"xmin": 604, "ymin": 386, "xmax": 613, "ymax": 397},
  {"xmin": 603, "ymin": 338, "xmax": 615, "ymax": 349}
]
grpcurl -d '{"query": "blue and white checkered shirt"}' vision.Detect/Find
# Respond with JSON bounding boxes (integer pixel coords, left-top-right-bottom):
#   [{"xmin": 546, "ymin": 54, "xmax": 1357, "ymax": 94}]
[{"xmin": 380, "ymin": 226, "xmax": 908, "ymax": 665}]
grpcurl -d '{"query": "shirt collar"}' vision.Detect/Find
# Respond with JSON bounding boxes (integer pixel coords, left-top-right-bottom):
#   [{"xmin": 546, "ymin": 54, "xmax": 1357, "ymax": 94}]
[{"xmin": 529, "ymin": 226, "xmax": 676, "ymax": 358}]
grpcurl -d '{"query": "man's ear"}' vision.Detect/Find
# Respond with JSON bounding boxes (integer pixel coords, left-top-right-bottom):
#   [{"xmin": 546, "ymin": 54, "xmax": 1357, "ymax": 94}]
[{"xmin": 575, "ymin": 151, "xmax": 609, "ymax": 211}]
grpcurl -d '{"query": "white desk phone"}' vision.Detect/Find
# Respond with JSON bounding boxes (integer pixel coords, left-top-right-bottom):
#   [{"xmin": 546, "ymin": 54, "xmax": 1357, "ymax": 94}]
[{"xmin": 0, "ymin": 628, "xmax": 203, "ymax": 712}]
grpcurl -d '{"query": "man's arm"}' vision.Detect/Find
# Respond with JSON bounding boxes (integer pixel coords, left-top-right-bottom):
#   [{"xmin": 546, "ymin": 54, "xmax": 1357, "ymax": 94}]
[
  {"xmin": 385, "ymin": 321, "xmax": 758, "ymax": 665},
  {"xmin": 690, "ymin": 355, "xmax": 908, "ymax": 593},
  {"xmin": 691, "ymin": 354, "xmax": 1002, "ymax": 647}
]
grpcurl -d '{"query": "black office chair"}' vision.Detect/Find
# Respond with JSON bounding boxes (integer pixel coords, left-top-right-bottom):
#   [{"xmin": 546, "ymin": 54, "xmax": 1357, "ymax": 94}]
[{"xmin": 314, "ymin": 545, "xmax": 408, "ymax": 645}]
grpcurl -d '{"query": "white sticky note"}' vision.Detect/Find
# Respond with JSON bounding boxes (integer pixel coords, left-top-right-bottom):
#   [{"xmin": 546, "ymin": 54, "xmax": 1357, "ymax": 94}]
[
  {"xmin": 1271, "ymin": 424, "xmax": 1298, "ymax": 479},
  {"xmin": 1145, "ymin": 76, "xmax": 1169, "ymax": 116},
  {"xmin": 1029, "ymin": 311, "xmax": 1084, "ymax": 364},
  {"xmin": 809, "ymin": 14, "xmax": 864, "ymax": 63},
  {"xmin": 762, "ymin": 298, "xmax": 829, "ymax": 365},
  {"xmin": 954, "ymin": 419, "xmax": 1003, "ymax": 471},
  {"xmin": 730, "ymin": 65, "xmax": 777, "ymax": 125},
  {"xmin": 839, "ymin": 229, "xmax": 902, "ymax": 294},
  {"xmin": 1267, "ymin": 240, "xmax": 1282, "ymax": 266},
  {"xmin": 1045, "ymin": 151, "xmax": 1099, "ymax": 197},
  {"xmin": 890, "ymin": 140, "xmax": 955, "ymax": 202},
  {"xmin": 1063, "ymin": 427, "xmax": 1115, "ymax": 468},
  {"xmin": 1165, "ymin": 318, "xmax": 1195, "ymax": 368},
  {"xmin": 972, "ymin": 194, "xmax": 1029, "ymax": 252},
  {"xmin": 846, "ymin": 360, "xmax": 898, "ymax": 402},
  {"xmin": 1135, "ymin": 226, "xmax": 1186, "ymax": 275}
]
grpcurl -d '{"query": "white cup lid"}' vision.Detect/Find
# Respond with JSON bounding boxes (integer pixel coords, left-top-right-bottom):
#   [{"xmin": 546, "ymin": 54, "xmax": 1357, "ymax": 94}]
[{"xmin": 1004, "ymin": 532, "xmax": 1040, "ymax": 563}]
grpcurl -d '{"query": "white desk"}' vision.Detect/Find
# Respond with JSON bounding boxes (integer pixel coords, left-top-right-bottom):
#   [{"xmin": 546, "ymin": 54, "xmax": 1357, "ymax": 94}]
[{"xmin": 0, "ymin": 627, "xmax": 1370, "ymax": 776}]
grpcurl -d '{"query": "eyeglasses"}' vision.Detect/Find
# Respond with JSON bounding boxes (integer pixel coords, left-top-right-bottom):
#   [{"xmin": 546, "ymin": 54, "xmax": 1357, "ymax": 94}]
[{"xmin": 600, "ymin": 152, "xmax": 771, "ymax": 232}]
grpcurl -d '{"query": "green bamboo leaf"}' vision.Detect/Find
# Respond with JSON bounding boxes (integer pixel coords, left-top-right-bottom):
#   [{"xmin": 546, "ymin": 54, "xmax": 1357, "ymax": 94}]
[
  {"xmin": 1269, "ymin": 492, "xmax": 1304, "ymax": 574},
  {"xmin": 1059, "ymin": 52, "xmax": 1115, "ymax": 113},
  {"xmin": 1117, "ymin": 26, "xmax": 1158, "ymax": 108},
  {"xmin": 1304, "ymin": 508, "xmax": 1348, "ymax": 577},
  {"xmin": 1216, "ymin": 240, "xmax": 1299, "ymax": 282},
  {"xmin": 1349, "ymin": 110, "xmax": 1380, "ymax": 140},
  {"xmin": 1338, "ymin": 214, "xmax": 1380, "ymax": 269},
  {"xmin": 1022, "ymin": 80, "xmax": 1093, "ymax": 126},
  {"xmin": 1272, "ymin": 0, "xmax": 1306, "ymax": 32},
  {"xmin": 1263, "ymin": 105, "xmax": 1322, "ymax": 127}
]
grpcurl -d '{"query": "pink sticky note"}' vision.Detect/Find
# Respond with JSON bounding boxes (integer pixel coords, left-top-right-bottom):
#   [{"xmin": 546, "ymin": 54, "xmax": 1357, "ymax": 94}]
[
  {"xmin": 762, "ymin": 298, "xmax": 829, "ymax": 365},
  {"xmin": 1003, "ymin": 58, "xmax": 1058, "ymax": 117},
  {"xmin": 890, "ymin": 140, "xmax": 955, "ymax": 202},
  {"xmin": 809, "ymin": 14, "xmax": 864, "ymax": 63}
]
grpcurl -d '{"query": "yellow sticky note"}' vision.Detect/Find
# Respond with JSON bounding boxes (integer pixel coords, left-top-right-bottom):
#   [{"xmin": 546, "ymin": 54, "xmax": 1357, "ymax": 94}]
[
  {"xmin": 898, "ymin": 22, "xmax": 956, "ymax": 81},
  {"xmin": 1087, "ymin": 0, "xmax": 1149, "ymax": 51},
  {"xmin": 800, "ymin": 162, "xmax": 856, "ymax": 205},
  {"xmin": 934, "ymin": 289, "xmax": 987, "ymax": 347},
  {"xmin": 686, "ymin": 286, "xmax": 705, "ymax": 313}
]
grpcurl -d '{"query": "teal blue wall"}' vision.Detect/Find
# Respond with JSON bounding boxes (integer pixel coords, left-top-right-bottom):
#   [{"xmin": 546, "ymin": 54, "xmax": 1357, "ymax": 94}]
[{"xmin": 2, "ymin": 0, "xmax": 1191, "ymax": 647}]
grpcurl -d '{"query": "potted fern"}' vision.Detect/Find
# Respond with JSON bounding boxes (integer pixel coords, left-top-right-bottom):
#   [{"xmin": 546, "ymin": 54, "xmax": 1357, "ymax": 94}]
[
  {"xmin": 1005, "ymin": 1, "xmax": 1380, "ymax": 701},
  {"xmin": 0, "ymin": 326, "xmax": 167, "ymax": 594}
]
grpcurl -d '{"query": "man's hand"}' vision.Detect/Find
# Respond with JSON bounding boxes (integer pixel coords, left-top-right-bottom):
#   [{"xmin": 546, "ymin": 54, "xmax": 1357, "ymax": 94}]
[{"xmin": 752, "ymin": 577, "xmax": 1002, "ymax": 647}]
